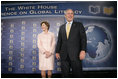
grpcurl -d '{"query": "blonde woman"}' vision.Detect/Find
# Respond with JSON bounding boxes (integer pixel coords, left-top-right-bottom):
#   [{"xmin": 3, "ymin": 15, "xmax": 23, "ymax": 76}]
[{"xmin": 37, "ymin": 21, "xmax": 55, "ymax": 78}]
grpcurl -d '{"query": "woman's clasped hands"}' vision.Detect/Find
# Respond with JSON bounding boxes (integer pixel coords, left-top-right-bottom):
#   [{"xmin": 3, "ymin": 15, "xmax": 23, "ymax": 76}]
[{"xmin": 44, "ymin": 51, "xmax": 52, "ymax": 58}]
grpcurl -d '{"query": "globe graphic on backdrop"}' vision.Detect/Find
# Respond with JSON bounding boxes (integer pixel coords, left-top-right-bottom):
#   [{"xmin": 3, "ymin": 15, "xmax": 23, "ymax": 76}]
[{"xmin": 85, "ymin": 24, "xmax": 112, "ymax": 62}]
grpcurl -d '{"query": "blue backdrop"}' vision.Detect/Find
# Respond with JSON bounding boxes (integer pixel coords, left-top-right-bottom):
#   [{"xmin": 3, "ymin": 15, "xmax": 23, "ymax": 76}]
[{"xmin": 1, "ymin": 1, "xmax": 117, "ymax": 74}]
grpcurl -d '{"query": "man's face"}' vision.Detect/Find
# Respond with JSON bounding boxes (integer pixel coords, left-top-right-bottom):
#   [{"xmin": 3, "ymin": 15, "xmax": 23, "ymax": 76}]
[{"xmin": 65, "ymin": 9, "xmax": 74, "ymax": 22}]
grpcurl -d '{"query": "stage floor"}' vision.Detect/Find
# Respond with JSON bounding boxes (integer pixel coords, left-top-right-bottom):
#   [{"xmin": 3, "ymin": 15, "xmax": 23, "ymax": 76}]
[{"xmin": 2, "ymin": 70, "xmax": 117, "ymax": 78}]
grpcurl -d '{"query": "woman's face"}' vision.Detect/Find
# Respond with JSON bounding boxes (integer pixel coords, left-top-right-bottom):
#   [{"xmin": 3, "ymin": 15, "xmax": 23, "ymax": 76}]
[{"xmin": 41, "ymin": 23, "xmax": 48, "ymax": 31}]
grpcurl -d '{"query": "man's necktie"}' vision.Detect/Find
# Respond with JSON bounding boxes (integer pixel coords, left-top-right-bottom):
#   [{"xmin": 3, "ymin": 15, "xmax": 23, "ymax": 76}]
[{"xmin": 66, "ymin": 22, "xmax": 71, "ymax": 39}]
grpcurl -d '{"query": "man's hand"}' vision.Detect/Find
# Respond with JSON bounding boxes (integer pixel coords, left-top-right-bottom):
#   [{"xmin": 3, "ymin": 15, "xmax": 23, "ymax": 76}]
[
  {"xmin": 79, "ymin": 51, "xmax": 86, "ymax": 60},
  {"xmin": 56, "ymin": 53, "xmax": 60, "ymax": 60}
]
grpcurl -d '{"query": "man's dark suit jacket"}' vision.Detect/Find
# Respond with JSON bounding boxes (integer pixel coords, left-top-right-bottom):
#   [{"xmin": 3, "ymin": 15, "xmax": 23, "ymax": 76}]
[{"xmin": 56, "ymin": 21, "xmax": 87, "ymax": 61}]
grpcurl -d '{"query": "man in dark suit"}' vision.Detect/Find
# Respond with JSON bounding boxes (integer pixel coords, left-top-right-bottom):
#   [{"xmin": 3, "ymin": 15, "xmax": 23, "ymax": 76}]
[{"xmin": 56, "ymin": 9, "xmax": 87, "ymax": 78}]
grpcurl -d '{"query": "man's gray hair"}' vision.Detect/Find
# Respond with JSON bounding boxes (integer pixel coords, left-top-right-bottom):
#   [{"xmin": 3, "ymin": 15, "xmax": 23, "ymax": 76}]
[{"xmin": 64, "ymin": 9, "xmax": 74, "ymax": 15}]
